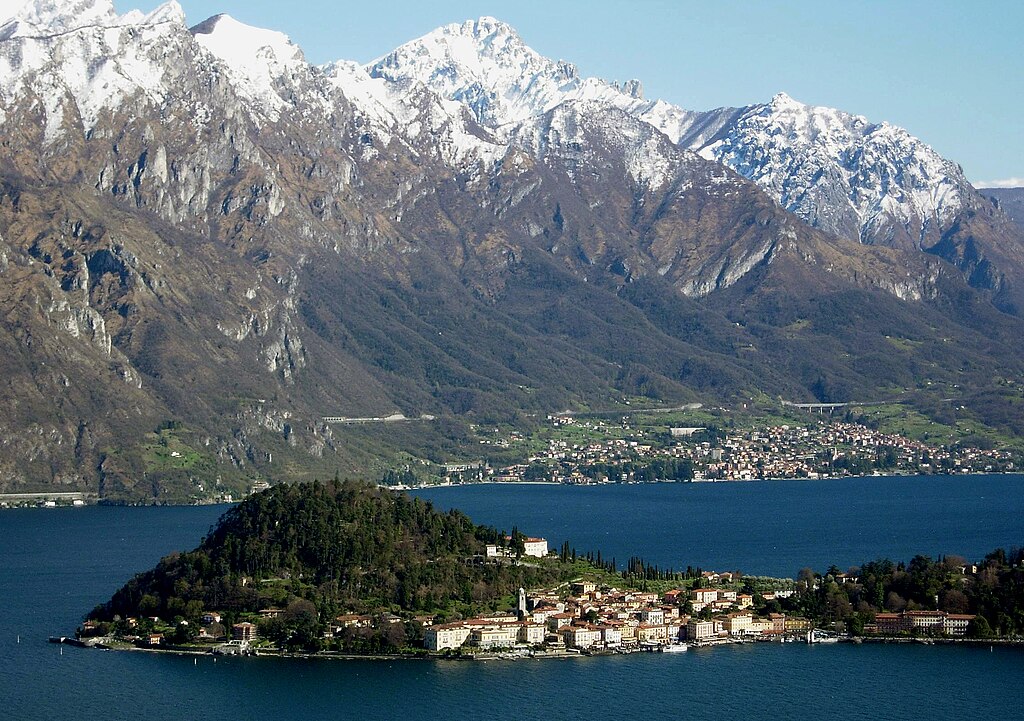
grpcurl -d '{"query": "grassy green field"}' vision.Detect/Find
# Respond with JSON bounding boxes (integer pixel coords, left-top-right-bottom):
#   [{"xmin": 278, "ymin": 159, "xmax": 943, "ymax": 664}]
[{"xmin": 141, "ymin": 428, "xmax": 206, "ymax": 472}]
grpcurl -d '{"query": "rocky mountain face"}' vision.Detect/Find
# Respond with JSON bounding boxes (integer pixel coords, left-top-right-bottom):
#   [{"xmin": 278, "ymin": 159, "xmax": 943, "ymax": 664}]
[
  {"xmin": 0, "ymin": 4, "xmax": 1022, "ymax": 498},
  {"xmin": 369, "ymin": 18, "xmax": 1024, "ymax": 311},
  {"xmin": 980, "ymin": 188, "xmax": 1024, "ymax": 232}
]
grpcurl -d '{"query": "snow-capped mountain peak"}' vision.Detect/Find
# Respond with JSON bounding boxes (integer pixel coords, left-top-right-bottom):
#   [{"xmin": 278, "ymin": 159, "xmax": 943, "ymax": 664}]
[
  {"xmin": 368, "ymin": 16, "xmax": 632, "ymax": 132},
  {"xmin": 2, "ymin": 0, "xmax": 117, "ymax": 34},
  {"xmin": 370, "ymin": 16, "xmax": 552, "ymax": 84},
  {"xmin": 0, "ymin": 0, "xmax": 192, "ymax": 138},
  {"xmin": 694, "ymin": 92, "xmax": 970, "ymax": 247},
  {"xmin": 122, "ymin": 1, "xmax": 186, "ymax": 27},
  {"xmin": 366, "ymin": 17, "xmax": 978, "ymax": 249},
  {"xmin": 190, "ymin": 13, "xmax": 312, "ymax": 121},
  {"xmin": 767, "ymin": 91, "xmax": 799, "ymax": 108},
  {"xmin": 191, "ymin": 14, "xmax": 302, "ymax": 70}
]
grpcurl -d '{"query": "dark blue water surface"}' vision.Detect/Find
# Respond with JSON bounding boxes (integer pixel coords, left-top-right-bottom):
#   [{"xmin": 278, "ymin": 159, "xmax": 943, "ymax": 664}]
[
  {"xmin": 413, "ymin": 475, "xmax": 1024, "ymax": 577},
  {"xmin": 1, "ymin": 475, "xmax": 1022, "ymax": 721}
]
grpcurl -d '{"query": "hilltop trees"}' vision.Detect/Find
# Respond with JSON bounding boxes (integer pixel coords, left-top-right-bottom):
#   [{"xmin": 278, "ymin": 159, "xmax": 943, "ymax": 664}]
[
  {"xmin": 89, "ymin": 481, "xmax": 603, "ymax": 649},
  {"xmin": 782, "ymin": 549, "xmax": 1024, "ymax": 636}
]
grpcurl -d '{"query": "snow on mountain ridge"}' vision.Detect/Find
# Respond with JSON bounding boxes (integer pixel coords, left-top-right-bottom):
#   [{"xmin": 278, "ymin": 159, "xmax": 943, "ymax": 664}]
[
  {"xmin": 0, "ymin": 0, "xmax": 190, "ymax": 138},
  {"xmin": 0, "ymin": 0, "xmax": 328, "ymax": 135},
  {"xmin": 1, "ymin": 0, "xmax": 184, "ymax": 36},
  {"xmin": 123, "ymin": 2, "xmax": 185, "ymax": 27},
  {"xmin": 364, "ymin": 17, "xmax": 974, "ymax": 248},
  {"xmin": 368, "ymin": 17, "xmax": 640, "ymax": 134},
  {"xmin": 190, "ymin": 13, "xmax": 311, "ymax": 121},
  {"xmin": 323, "ymin": 60, "xmax": 401, "ymax": 132},
  {"xmin": 697, "ymin": 92, "xmax": 968, "ymax": 247},
  {"xmin": 5, "ymin": 0, "xmax": 117, "ymax": 34},
  {"xmin": 511, "ymin": 98, "xmax": 712, "ymax": 192},
  {"xmin": 0, "ymin": 7, "xmax": 980, "ymax": 250},
  {"xmin": 323, "ymin": 58, "xmax": 507, "ymax": 169}
]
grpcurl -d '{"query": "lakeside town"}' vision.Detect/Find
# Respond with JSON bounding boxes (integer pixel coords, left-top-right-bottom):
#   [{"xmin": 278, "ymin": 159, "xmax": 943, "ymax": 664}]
[
  {"xmin": 71, "ymin": 534, "xmax": 991, "ymax": 659},
  {"xmin": 408, "ymin": 415, "xmax": 1019, "ymax": 488},
  {"xmin": 4, "ymin": 411, "xmax": 1019, "ymax": 508},
  {"xmin": 419, "ymin": 541, "xmax": 817, "ymax": 655}
]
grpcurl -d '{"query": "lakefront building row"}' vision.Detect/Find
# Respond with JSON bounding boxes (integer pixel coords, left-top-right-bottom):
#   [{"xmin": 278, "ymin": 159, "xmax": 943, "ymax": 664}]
[
  {"xmin": 869, "ymin": 610, "xmax": 975, "ymax": 636},
  {"xmin": 423, "ymin": 584, "xmax": 803, "ymax": 652},
  {"xmin": 110, "ymin": 580, "xmax": 978, "ymax": 651},
  {"xmin": 422, "ymin": 583, "xmax": 978, "ymax": 652}
]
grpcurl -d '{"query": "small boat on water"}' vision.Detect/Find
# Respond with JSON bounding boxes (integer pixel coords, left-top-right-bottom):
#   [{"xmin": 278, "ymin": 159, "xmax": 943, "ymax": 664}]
[
  {"xmin": 661, "ymin": 643, "xmax": 688, "ymax": 653},
  {"xmin": 806, "ymin": 630, "xmax": 839, "ymax": 644}
]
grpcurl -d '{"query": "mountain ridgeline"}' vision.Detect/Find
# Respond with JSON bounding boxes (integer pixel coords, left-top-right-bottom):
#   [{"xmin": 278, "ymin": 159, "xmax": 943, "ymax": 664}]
[
  {"xmin": 981, "ymin": 188, "xmax": 1024, "ymax": 233},
  {"xmin": 1, "ymin": 3, "xmax": 1023, "ymax": 498}
]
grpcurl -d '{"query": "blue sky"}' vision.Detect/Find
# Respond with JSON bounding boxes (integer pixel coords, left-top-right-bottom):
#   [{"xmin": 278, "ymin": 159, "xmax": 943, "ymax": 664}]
[{"xmin": 127, "ymin": 0, "xmax": 1022, "ymax": 186}]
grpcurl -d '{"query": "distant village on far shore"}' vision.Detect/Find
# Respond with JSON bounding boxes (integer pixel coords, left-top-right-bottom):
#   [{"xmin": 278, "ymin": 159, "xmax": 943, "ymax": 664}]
[{"xmin": 386, "ymin": 415, "xmax": 1017, "ymax": 490}]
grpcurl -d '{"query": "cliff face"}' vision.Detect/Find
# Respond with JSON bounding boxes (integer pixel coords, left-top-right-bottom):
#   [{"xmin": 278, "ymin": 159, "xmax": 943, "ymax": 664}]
[
  {"xmin": 366, "ymin": 17, "xmax": 1024, "ymax": 305},
  {"xmin": 0, "ymin": 4, "xmax": 1022, "ymax": 498},
  {"xmin": 980, "ymin": 188, "xmax": 1024, "ymax": 232}
]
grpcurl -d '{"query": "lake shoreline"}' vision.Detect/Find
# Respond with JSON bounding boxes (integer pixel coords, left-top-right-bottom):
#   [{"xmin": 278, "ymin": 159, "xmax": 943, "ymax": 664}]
[
  {"xmin": 53, "ymin": 634, "xmax": 1024, "ymax": 664},
  {"xmin": 396, "ymin": 471, "xmax": 1024, "ymax": 493},
  {"xmin": 5, "ymin": 472, "xmax": 1024, "ymax": 510},
  {"xmin": 56, "ymin": 638, "xmax": 614, "ymax": 662}
]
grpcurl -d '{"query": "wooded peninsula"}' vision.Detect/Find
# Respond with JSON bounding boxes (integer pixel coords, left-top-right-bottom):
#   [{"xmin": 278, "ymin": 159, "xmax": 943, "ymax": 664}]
[{"xmin": 76, "ymin": 481, "xmax": 1024, "ymax": 656}]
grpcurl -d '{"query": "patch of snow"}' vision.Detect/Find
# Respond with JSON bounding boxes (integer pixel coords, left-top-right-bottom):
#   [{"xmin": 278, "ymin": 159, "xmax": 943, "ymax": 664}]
[
  {"xmin": 5, "ymin": 0, "xmax": 117, "ymax": 34},
  {"xmin": 324, "ymin": 55, "xmax": 506, "ymax": 167},
  {"xmin": 191, "ymin": 13, "xmax": 310, "ymax": 122},
  {"xmin": 323, "ymin": 59, "xmax": 400, "ymax": 136},
  {"xmin": 694, "ymin": 93, "xmax": 969, "ymax": 245},
  {"xmin": 0, "ymin": 1, "xmax": 189, "ymax": 138},
  {"xmin": 365, "ymin": 17, "xmax": 971, "ymax": 246}
]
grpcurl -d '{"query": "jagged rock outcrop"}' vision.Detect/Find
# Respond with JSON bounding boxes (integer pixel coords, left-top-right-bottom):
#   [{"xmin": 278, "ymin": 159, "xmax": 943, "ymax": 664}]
[{"xmin": 981, "ymin": 188, "xmax": 1024, "ymax": 231}]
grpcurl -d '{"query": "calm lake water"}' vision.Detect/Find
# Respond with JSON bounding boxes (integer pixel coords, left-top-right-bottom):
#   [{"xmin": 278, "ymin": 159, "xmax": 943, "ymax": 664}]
[
  {"xmin": 412, "ymin": 474, "xmax": 1024, "ymax": 577},
  {"xmin": 2, "ymin": 475, "xmax": 1022, "ymax": 721}
]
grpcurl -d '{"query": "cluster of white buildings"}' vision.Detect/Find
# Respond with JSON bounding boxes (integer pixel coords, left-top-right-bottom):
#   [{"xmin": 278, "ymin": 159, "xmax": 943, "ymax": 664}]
[
  {"xmin": 423, "ymin": 580, "xmax": 809, "ymax": 652},
  {"xmin": 457, "ymin": 416, "xmax": 1015, "ymax": 487},
  {"xmin": 485, "ymin": 537, "xmax": 549, "ymax": 559},
  {"xmin": 676, "ymin": 422, "xmax": 1012, "ymax": 480},
  {"xmin": 424, "ymin": 617, "xmax": 547, "ymax": 651}
]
